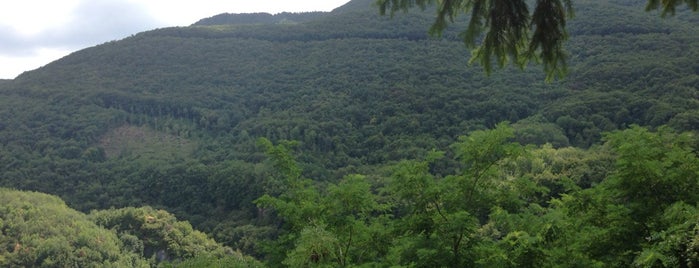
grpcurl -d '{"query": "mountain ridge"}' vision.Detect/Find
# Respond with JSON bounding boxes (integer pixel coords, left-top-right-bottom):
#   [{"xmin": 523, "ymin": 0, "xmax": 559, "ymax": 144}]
[{"xmin": 192, "ymin": 12, "xmax": 329, "ymax": 26}]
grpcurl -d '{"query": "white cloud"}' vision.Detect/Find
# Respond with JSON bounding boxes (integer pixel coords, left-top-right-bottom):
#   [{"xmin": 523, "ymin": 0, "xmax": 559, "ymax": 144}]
[
  {"xmin": 0, "ymin": 0, "xmax": 79, "ymax": 36},
  {"xmin": 49, "ymin": 0, "xmax": 161, "ymax": 46}
]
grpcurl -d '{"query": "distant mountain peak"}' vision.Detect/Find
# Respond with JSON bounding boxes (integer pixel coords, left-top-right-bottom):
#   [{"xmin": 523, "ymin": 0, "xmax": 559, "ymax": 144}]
[
  {"xmin": 332, "ymin": 0, "xmax": 375, "ymax": 13},
  {"xmin": 192, "ymin": 0, "xmax": 375, "ymax": 26},
  {"xmin": 192, "ymin": 11, "xmax": 328, "ymax": 26}
]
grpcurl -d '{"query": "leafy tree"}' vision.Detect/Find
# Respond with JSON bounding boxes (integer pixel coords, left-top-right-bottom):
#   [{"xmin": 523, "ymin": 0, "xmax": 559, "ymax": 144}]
[
  {"xmin": 88, "ymin": 206, "xmax": 237, "ymax": 263},
  {"xmin": 0, "ymin": 188, "xmax": 149, "ymax": 267},
  {"xmin": 475, "ymin": 205, "xmax": 557, "ymax": 267},
  {"xmin": 255, "ymin": 139, "xmax": 390, "ymax": 267},
  {"xmin": 603, "ymin": 126, "xmax": 699, "ymax": 223},
  {"xmin": 253, "ymin": 138, "xmax": 328, "ymax": 265},
  {"xmin": 537, "ymin": 126, "xmax": 699, "ymax": 266},
  {"xmin": 386, "ymin": 123, "xmax": 525, "ymax": 267},
  {"xmin": 633, "ymin": 202, "xmax": 699, "ymax": 267},
  {"xmin": 282, "ymin": 224, "xmax": 342, "ymax": 267},
  {"xmin": 159, "ymin": 254, "xmax": 263, "ymax": 268},
  {"xmin": 377, "ymin": 0, "xmax": 698, "ymax": 79}
]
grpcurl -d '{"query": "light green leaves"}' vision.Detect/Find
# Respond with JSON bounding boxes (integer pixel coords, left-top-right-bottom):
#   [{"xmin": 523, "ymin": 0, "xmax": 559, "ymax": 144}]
[
  {"xmin": 255, "ymin": 124, "xmax": 699, "ymax": 267},
  {"xmin": 603, "ymin": 126, "xmax": 699, "ymax": 221},
  {"xmin": 283, "ymin": 224, "xmax": 341, "ymax": 267}
]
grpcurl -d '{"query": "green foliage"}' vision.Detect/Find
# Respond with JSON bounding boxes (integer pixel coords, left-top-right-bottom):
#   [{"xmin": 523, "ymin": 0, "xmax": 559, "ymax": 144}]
[
  {"xmin": 513, "ymin": 114, "xmax": 570, "ymax": 147},
  {"xmin": 0, "ymin": 188, "xmax": 149, "ymax": 267},
  {"xmin": 0, "ymin": 189, "xmax": 258, "ymax": 267},
  {"xmin": 603, "ymin": 126, "xmax": 699, "ymax": 222},
  {"xmin": 3, "ymin": 120, "xmax": 698, "ymax": 267},
  {"xmin": 378, "ymin": 0, "xmax": 698, "ymax": 80},
  {"xmin": 447, "ymin": 123, "xmax": 523, "ymax": 217},
  {"xmin": 361, "ymin": 125, "xmax": 696, "ymax": 267},
  {"xmin": 633, "ymin": 202, "xmax": 699, "ymax": 267},
  {"xmin": 282, "ymin": 224, "xmax": 341, "ymax": 267},
  {"xmin": 254, "ymin": 139, "xmax": 391, "ymax": 267},
  {"xmin": 89, "ymin": 206, "xmax": 234, "ymax": 262},
  {"xmin": 159, "ymin": 254, "xmax": 263, "ymax": 268},
  {"xmin": 377, "ymin": 0, "xmax": 574, "ymax": 80},
  {"xmin": 384, "ymin": 123, "xmax": 526, "ymax": 267}
]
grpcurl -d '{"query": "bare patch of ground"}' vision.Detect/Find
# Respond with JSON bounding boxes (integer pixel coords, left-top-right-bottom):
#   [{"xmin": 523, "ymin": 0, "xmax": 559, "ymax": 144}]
[{"xmin": 98, "ymin": 125, "xmax": 195, "ymax": 160}]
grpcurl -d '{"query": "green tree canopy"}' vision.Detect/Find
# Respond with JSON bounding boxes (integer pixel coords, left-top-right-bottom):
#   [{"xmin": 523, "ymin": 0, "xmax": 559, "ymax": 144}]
[
  {"xmin": 0, "ymin": 188, "xmax": 149, "ymax": 267},
  {"xmin": 377, "ymin": 0, "xmax": 698, "ymax": 80}
]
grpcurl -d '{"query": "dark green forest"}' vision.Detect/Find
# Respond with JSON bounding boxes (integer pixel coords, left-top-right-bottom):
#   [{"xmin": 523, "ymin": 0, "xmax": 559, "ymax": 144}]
[{"xmin": 0, "ymin": 0, "xmax": 698, "ymax": 266}]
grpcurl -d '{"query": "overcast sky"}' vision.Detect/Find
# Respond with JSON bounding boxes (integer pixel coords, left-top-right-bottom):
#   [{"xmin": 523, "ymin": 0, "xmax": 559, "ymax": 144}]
[{"xmin": 0, "ymin": 0, "xmax": 352, "ymax": 79}]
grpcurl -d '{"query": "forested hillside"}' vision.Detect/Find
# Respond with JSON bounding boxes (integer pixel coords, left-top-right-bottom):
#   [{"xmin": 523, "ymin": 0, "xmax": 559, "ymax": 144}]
[
  {"xmin": 0, "ymin": 0, "xmax": 698, "ymax": 266},
  {"xmin": 0, "ymin": 188, "xmax": 260, "ymax": 267}
]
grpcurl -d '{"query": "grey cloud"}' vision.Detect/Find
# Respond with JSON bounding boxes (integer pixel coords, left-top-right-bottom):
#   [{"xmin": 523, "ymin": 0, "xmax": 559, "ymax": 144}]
[
  {"xmin": 0, "ymin": 25, "xmax": 41, "ymax": 56},
  {"xmin": 48, "ymin": 0, "xmax": 161, "ymax": 46},
  {"xmin": 0, "ymin": 0, "xmax": 162, "ymax": 58}
]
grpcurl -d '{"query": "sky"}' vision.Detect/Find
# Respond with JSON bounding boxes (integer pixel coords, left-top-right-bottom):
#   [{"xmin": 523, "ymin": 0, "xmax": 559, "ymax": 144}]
[{"xmin": 0, "ymin": 0, "xmax": 352, "ymax": 79}]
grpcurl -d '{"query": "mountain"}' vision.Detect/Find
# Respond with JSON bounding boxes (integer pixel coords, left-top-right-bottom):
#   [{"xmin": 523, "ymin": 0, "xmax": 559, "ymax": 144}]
[{"xmin": 0, "ymin": 0, "xmax": 698, "ymax": 263}]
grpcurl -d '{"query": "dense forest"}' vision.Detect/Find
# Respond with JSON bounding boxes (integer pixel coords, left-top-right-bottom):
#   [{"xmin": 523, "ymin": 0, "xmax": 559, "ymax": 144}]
[{"xmin": 0, "ymin": 0, "xmax": 698, "ymax": 266}]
